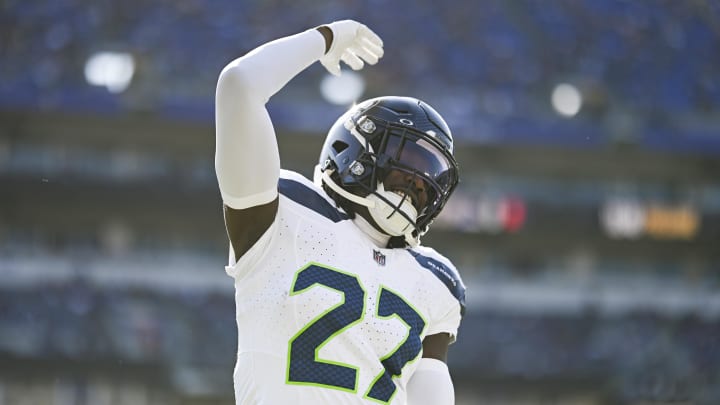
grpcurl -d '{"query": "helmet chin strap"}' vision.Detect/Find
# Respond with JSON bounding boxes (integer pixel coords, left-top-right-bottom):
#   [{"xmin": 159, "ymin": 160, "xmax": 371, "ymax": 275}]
[
  {"xmin": 320, "ymin": 169, "xmax": 420, "ymax": 247},
  {"xmin": 321, "ymin": 169, "xmax": 376, "ymax": 208}
]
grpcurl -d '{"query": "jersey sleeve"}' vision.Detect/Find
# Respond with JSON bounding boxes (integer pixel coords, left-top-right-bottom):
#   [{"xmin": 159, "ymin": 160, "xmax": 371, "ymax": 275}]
[
  {"xmin": 408, "ymin": 247, "xmax": 466, "ymax": 342},
  {"xmin": 426, "ymin": 293, "xmax": 463, "ymax": 343},
  {"xmin": 214, "ymin": 28, "xmax": 326, "ymax": 209}
]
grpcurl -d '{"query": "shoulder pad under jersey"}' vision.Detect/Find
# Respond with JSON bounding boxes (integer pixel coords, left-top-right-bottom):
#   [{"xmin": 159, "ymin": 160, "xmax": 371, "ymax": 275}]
[{"xmin": 407, "ymin": 248, "xmax": 466, "ymax": 316}]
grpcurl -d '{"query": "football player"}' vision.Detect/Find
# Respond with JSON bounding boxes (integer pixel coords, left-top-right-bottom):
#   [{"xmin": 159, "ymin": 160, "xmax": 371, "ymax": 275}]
[{"xmin": 215, "ymin": 19, "xmax": 466, "ymax": 405}]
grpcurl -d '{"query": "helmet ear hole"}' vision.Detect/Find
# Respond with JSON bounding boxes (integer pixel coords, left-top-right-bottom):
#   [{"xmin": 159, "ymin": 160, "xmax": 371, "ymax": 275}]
[{"xmin": 332, "ymin": 140, "xmax": 349, "ymax": 154}]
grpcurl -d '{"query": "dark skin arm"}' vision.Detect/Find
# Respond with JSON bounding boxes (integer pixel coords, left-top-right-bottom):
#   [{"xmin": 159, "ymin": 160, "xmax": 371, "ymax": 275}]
[
  {"xmin": 224, "ymin": 199, "xmax": 278, "ymax": 262},
  {"xmin": 422, "ymin": 332, "xmax": 452, "ymax": 363},
  {"xmin": 316, "ymin": 25, "xmax": 333, "ymax": 53}
]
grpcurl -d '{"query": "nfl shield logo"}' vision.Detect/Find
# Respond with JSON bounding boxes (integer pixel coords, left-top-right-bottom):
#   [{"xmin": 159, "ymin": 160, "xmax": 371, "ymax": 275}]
[{"xmin": 373, "ymin": 250, "xmax": 386, "ymax": 266}]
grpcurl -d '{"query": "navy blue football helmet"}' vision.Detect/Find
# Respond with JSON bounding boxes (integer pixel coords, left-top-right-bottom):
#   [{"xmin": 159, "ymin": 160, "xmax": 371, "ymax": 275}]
[{"xmin": 316, "ymin": 96, "xmax": 459, "ymax": 246}]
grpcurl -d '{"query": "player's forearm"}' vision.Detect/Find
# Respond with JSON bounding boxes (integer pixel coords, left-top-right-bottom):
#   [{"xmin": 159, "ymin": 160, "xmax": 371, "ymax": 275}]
[
  {"xmin": 217, "ymin": 28, "xmax": 325, "ymax": 104},
  {"xmin": 214, "ymin": 28, "xmax": 325, "ymax": 209}
]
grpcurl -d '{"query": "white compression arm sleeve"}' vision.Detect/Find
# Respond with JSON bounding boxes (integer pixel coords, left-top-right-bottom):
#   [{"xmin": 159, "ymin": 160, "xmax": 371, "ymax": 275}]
[
  {"xmin": 215, "ymin": 28, "xmax": 326, "ymax": 209},
  {"xmin": 406, "ymin": 358, "xmax": 455, "ymax": 405}
]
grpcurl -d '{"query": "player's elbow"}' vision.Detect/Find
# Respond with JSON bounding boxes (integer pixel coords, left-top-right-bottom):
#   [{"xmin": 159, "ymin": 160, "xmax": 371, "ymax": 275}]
[{"xmin": 216, "ymin": 59, "xmax": 259, "ymax": 102}]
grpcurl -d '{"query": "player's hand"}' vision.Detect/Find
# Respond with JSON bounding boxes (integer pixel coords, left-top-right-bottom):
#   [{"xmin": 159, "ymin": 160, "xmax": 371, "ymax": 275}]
[{"xmin": 319, "ymin": 20, "xmax": 384, "ymax": 76}]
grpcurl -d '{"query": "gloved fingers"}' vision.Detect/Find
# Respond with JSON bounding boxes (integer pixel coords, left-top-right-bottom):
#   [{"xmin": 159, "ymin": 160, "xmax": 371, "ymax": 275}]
[
  {"xmin": 358, "ymin": 24, "xmax": 383, "ymax": 48},
  {"xmin": 321, "ymin": 20, "xmax": 383, "ymax": 75},
  {"xmin": 321, "ymin": 60, "xmax": 342, "ymax": 76},
  {"xmin": 351, "ymin": 45, "xmax": 380, "ymax": 65},
  {"xmin": 359, "ymin": 37, "xmax": 384, "ymax": 60},
  {"xmin": 340, "ymin": 51, "xmax": 365, "ymax": 71}
]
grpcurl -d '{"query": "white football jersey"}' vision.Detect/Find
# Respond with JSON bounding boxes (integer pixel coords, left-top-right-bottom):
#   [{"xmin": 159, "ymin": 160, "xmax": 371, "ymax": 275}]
[{"xmin": 226, "ymin": 170, "xmax": 466, "ymax": 405}]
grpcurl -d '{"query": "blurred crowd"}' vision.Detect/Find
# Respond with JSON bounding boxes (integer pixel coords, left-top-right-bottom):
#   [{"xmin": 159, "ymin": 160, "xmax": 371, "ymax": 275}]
[
  {"xmin": 2, "ymin": 1, "xmax": 719, "ymax": 403},
  {"xmin": 0, "ymin": 280, "xmax": 718, "ymax": 402},
  {"xmin": 0, "ymin": 281, "xmax": 235, "ymax": 366},
  {"xmin": 2, "ymin": 0, "xmax": 720, "ymax": 150}
]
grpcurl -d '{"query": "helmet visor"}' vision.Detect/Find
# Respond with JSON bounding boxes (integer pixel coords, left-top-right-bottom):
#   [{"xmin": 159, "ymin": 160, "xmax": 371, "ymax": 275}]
[{"xmin": 383, "ymin": 130, "xmax": 456, "ymax": 191}]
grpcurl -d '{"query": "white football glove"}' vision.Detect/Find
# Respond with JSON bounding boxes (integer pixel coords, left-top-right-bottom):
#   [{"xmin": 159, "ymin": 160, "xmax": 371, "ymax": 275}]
[{"xmin": 319, "ymin": 20, "xmax": 384, "ymax": 76}]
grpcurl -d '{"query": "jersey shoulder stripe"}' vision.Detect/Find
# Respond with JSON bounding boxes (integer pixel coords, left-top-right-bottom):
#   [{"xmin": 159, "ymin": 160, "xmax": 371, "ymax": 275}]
[
  {"xmin": 278, "ymin": 171, "xmax": 350, "ymax": 223},
  {"xmin": 407, "ymin": 249, "xmax": 466, "ymax": 315}
]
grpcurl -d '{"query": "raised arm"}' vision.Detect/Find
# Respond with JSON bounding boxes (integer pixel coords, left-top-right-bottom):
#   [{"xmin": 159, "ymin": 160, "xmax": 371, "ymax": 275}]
[
  {"xmin": 214, "ymin": 21, "xmax": 384, "ymax": 261},
  {"xmin": 215, "ymin": 28, "xmax": 324, "ymax": 210}
]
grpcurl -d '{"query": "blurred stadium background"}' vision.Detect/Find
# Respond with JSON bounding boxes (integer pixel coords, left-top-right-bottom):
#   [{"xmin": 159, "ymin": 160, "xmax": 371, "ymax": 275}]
[{"xmin": 2, "ymin": 0, "xmax": 720, "ymax": 404}]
